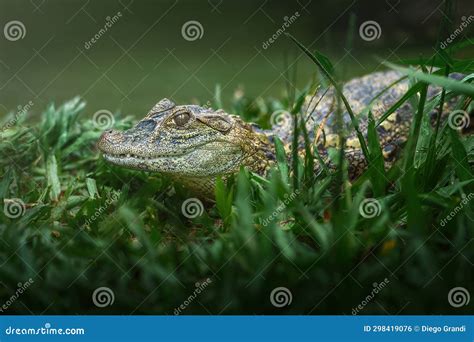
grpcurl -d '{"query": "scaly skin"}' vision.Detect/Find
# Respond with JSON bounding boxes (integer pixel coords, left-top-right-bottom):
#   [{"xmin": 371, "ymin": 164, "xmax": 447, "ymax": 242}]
[
  {"xmin": 97, "ymin": 98, "xmax": 274, "ymax": 197},
  {"xmin": 97, "ymin": 71, "xmax": 463, "ymax": 198}
]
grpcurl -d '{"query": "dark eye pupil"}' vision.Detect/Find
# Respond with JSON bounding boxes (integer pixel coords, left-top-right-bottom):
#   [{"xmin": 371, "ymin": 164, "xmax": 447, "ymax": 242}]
[{"xmin": 173, "ymin": 113, "xmax": 190, "ymax": 126}]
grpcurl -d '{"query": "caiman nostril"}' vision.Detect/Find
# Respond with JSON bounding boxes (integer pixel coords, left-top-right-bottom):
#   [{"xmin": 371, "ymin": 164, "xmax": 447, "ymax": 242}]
[
  {"xmin": 99, "ymin": 130, "xmax": 125, "ymax": 146},
  {"xmin": 104, "ymin": 130, "xmax": 125, "ymax": 143}
]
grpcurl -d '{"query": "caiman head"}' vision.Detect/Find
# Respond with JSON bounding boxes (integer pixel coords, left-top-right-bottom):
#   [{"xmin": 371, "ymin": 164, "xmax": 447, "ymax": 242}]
[{"xmin": 97, "ymin": 98, "xmax": 274, "ymax": 195}]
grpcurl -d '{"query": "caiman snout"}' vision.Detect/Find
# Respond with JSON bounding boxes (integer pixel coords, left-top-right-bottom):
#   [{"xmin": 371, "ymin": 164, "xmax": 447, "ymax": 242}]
[{"xmin": 97, "ymin": 129, "xmax": 126, "ymax": 152}]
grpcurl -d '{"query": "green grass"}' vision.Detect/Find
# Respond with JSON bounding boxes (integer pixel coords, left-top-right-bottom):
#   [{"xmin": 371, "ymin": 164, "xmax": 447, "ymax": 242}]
[{"xmin": 1, "ymin": 37, "xmax": 474, "ymax": 314}]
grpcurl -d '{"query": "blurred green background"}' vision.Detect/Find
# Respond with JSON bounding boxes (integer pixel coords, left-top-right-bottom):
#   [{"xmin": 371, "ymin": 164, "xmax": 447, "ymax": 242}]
[
  {"xmin": 0, "ymin": 0, "xmax": 473, "ymax": 117},
  {"xmin": 0, "ymin": 0, "xmax": 473, "ymax": 315}
]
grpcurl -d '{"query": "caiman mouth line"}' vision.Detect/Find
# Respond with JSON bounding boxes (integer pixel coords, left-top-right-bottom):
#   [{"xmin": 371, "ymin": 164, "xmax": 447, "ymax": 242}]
[
  {"xmin": 100, "ymin": 139, "xmax": 237, "ymax": 161},
  {"xmin": 102, "ymin": 151, "xmax": 185, "ymax": 161}
]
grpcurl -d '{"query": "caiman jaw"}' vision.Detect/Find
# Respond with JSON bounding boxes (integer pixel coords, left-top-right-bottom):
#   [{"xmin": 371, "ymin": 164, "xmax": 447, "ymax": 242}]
[
  {"xmin": 101, "ymin": 152, "xmax": 172, "ymax": 167},
  {"xmin": 97, "ymin": 128, "xmax": 168, "ymax": 170}
]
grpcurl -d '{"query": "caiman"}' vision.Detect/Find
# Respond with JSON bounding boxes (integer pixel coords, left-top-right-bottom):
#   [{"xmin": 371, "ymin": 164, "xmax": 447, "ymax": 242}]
[{"xmin": 97, "ymin": 70, "xmax": 469, "ymax": 198}]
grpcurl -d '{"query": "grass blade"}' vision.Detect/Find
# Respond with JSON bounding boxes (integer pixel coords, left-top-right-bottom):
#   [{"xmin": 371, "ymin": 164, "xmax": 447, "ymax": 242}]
[
  {"xmin": 384, "ymin": 61, "xmax": 474, "ymax": 97},
  {"xmin": 286, "ymin": 33, "xmax": 370, "ymax": 160},
  {"xmin": 367, "ymin": 112, "xmax": 386, "ymax": 196}
]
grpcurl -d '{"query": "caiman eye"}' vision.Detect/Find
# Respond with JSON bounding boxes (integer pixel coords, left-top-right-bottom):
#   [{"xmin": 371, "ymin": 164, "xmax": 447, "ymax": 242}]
[{"xmin": 173, "ymin": 112, "xmax": 191, "ymax": 127}]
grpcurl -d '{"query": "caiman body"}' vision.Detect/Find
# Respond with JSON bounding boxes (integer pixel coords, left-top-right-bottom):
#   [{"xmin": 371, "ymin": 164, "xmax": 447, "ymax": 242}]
[{"xmin": 97, "ymin": 71, "xmax": 465, "ymax": 198}]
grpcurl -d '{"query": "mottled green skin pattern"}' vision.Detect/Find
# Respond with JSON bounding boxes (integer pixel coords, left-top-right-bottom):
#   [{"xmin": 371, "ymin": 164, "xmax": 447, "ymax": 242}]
[
  {"xmin": 273, "ymin": 70, "xmax": 461, "ymax": 177},
  {"xmin": 97, "ymin": 71, "xmax": 459, "ymax": 196},
  {"xmin": 305, "ymin": 70, "xmax": 412, "ymax": 176}
]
